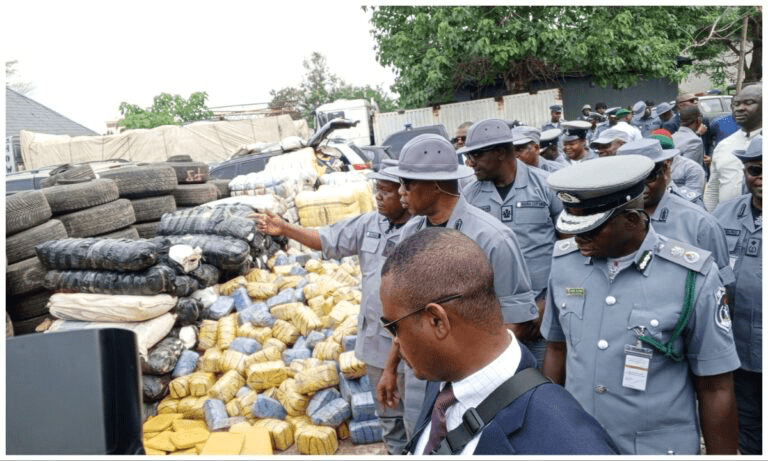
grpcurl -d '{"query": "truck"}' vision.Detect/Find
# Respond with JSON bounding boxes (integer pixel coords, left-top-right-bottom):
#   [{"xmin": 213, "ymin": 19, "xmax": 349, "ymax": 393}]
[{"xmin": 313, "ymin": 89, "xmax": 561, "ymax": 147}]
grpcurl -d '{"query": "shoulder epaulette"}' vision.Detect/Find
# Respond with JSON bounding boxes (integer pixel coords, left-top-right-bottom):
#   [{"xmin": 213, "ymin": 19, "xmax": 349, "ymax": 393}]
[
  {"xmin": 553, "ymin": 238, "xmax": 580, "ymax": 257},
  {"xmin": 655, "ymin": 237, "xmax": 712, "ymax": 273},
  {"xmin": 671, "ymin": 186, "xmax": 702, "ymax": 203}
]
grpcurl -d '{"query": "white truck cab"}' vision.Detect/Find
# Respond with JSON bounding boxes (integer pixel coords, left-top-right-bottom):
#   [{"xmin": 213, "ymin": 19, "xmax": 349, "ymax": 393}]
[{"xmin": 314, "ymin": 99, "xmax": 378, "ymax": 147}]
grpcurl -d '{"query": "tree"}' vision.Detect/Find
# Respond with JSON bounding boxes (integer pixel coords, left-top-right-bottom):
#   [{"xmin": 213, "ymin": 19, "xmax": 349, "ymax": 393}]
[
  {"xmin": 269, "ymin": 52, "xmax": 398, "ymax": 128},
  {"xmin": 5, "ymin": 60, "xmax": 35, "ymax": 95},
  {"xmin": 117, "ymin": 91, "xmax": 214, "ymax": 130},
  {"xmin": 366, "ymin": 6, "xmax": 761, "ymax": 109}
]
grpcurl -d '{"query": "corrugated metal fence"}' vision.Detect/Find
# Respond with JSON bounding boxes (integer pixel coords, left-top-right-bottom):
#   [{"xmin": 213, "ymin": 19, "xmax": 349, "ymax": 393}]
[{"xmin": 373, "ymin": 89, "xmax": 560, "ymax": 143}]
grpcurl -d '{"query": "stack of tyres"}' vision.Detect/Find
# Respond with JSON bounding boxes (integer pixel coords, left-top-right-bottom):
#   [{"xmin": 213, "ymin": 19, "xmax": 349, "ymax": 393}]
[
  {"xmin": 163, "ymin": 156, "xmax": 220, "ymax": 214},
  {"xmin": 6, "ymin": 190, "xmax": 67, "ymax": 334}
]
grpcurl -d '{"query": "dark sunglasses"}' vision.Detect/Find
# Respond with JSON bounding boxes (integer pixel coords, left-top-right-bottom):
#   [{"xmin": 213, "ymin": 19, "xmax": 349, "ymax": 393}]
[
  {"xmin": 745, "ymin": 165, "xmax": 762, "ymax": 177},
  {"xmin": 380, "ymin": 293, "xmax": 463, "ymax": 337},
  {"xmin": 644, "ymin": 163, "xmax": 665, "ymax": 183},
  {"xmin": 465, "ymin": 146, "xmax": 497, "ymax": 161},
  {"xmin": 451, "ymin": 136, "xmax": 467, "ymax": 144}
]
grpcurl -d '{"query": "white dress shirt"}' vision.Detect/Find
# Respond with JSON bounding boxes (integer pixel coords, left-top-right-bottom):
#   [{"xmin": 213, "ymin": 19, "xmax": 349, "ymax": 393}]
[
  {"xmin": 413, "ymin": 331, "xmax": 522, "ymax": 455},
  {"xmin": 703, "ymin": 127, "xmax": 762, "ymax": 211}
]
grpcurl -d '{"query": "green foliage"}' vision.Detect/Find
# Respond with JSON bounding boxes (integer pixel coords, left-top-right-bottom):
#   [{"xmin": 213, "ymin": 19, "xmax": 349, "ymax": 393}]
[
  {"xmin": 269, "ymin": 52, "xmax": 398, "ymax": 129},
  {"xmin": 367, "ymin": 6, "xmax": 761, "ymax": 109},
  {"xmin": 117, "ymin": 91, "xmax": 214, "ymax": 130}
]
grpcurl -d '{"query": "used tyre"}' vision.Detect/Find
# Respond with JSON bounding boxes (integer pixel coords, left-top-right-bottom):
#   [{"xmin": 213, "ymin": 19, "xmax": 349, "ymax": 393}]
[
  {"xmin": 131, "ymin": 195, "xmax": 177, "ymax": 223},
  {"xmin": 172, "ymin": 183, "xmax": 219, "ymax": 206},
  {"xmin": 7, "ymin": 289, "xmax": 53, "ymax": 322},
  {"xmin": 95, "ymin": 226, "xmax": 140, "ymax": 240},
  {"xmin": 6, "ymin": 219, "xmax": 68, "ymax": 264},
  {"xmin": 55, "ymin": 198, "xmax": 136, "ymax": 238},
  {"xmin": 40, "ymin": 164, "xmax": 96, "ymax": 187},
  {"xmin": 12, "ymin": 313, "xmax": 53, "ymax": 336},
  {"xmin": 209, "ymin": 179, "xmax": 231, "ymax": 198},
  {"xmin": 6, "ymin": 256, "xmax": 47, "ymax": 297},
  {"xmin": 164, "ymin": 161, "xmax": 209, "ymax": 184},
  {"xmin": 135, "ymin": 221, "xmax": 160, "ymax": 239},
  {"xmin": 6, "ymin": 190, "xmax": 52, "ymax": 236},
  {"xmin": 98, "ymin": 164, "xmax": 178, "ymax": 198},
  {"xmin": 41, "ymin": 178, "xmax": 120, "ymax": 215}
]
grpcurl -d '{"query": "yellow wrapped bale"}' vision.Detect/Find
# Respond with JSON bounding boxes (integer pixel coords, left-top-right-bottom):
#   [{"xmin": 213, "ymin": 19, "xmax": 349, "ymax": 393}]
[
  {"xmin": 295, "ymin": 424, "xmax": 339, "ymax": 455},
  {"xmin": 238, "ymin": 389, "xmax": 259, "ymax": 417},
  {"xmin": 339, "ymin": 260, "xmax": 360, "ymax": 277},
  {"xmin": 253, "ymin": 418, "xmax": 294, "ymax": 451},
  {"xmin": 304, "ymin": 259, "xmax": 324, "ymax": 274},
  {"xmin": 170, "ymin": 427, "xmax": 210, "ymax": 450},
  {"xmin": 216, "ymin": 313, "xmax": 238, "ymax": 349},
  {"xmin": 262, "ymin": 386, "xmax": 279, "ymax": 400},
  {"xmin": 293, "ymin": 305, "xmax": 323, "ymax": 336},
  {"xmin": 168, "ymin": 375, "xmax": 191, "ymax": 399},
  {"xmin": 219, "ymin": 349, "xmax": 248, "ymax": 376},
  {"xmin": 172, "ymin": 419, "xmax": 208, "ymax": 432},
  {"xmin": 277, "ymin": 378, "xmax": 309, "ymax": 416},
  {"xmin": 286, "ymin": 414, "xmax": 313, "ymax": 431},
  {"xmin": 199, "ymin": 347, "xmax": 222, "ymax": 373},
  {"xmin": 178, "ymin": 396, "xmax": 207, "ymax": 419},
  {"xmin": 321, "ymin": 261, "xmax": 341, "ymax": 275},
  {"xmin": 200, "ymin": 432, "xmax": 245, "ymax": 455},
  {"xmin": 246, "ymin": 281, "xmax": 278, "ymax": 300},
  {"xmin": 144, "ymin": 413, "xmax": 183, "ymax": 433},
  {"xmin": 144, "ymin": 430, "xmax": 176, "ymax": 452},
  {"xmin": 271, "ymin": 319, "xmax": 300, "ymax": 345},
  {"xmin": 226, "ymin": 398, "xmax": 242, "ymax": 417},
  {"xmin": 289, "ymin": 358, "xmax": 323, "ymax": 374},
  {"xmin": 271, "ymin": 264, "xmax": 297, "ymax": 276},
  {"xmin": 277, "ymin": 275, "xmax": 303, "ymax": 290},
  {"xmin": 339, "ymin": 350, "xmax": 367, "ymax": 379},
  {"xmin": 237, "ymin": 323, "xmax": 272, "ymax": 343},
  {"xmin": 188, "ymin": 372, "xmax": 217, "ymax": 397},
  {"xmin": 312, "ymin": 339, "xmax": 342, "ymax": 361},
  {"xmin": 328, "ymin": 300, "xmax": 359, "ymax": 328},
  {"xmin": 246, "ymin": 360, "xmax": 290, "ymax": 391},
  {"xmin": 303, "ymin": 276, "xmax": 341, "ymax": 299},
  {"xmin": 294, "ymin": 363, "xmax": 339, "ymax": 394},
  {"xmin": 263, "ymin": 337, "xmax": 287, "ymax": 352},
  {"xmin": 209, "ymin": 369, "xmax": 246, "ymax": 402},
  {"xmin": 270, "ymin": 302, "xmax": 301, "ymax": 321},
  {"xmin": 304, "ymin": 272, "xmax": 321, "ymax": 284},
  {"xmin": 307, "ymin": 295, "xmax": 333, "ymax": 317},
  {"xmin": 331, "ymin": 286, "xmax": 358, "ymax": 304},
  {"xmin": 244, "ymin": 345, "xmax": 282, "ymax": 368},
  {"xmin": 157, "ymin": 398, "xmax": 180, "ymax": 415},
  {"xmin": 235, "ymin": 425, "xmax": 273, "ymax": 455},
  {"xmin": 198, "ymin": 319, "xmax": 218, "ymax": 350},
  {"xmin": 216, "ymin": 276, "xmax": 247, "ymax": 296},
  {"xmin": 328, "ymin": 269, "xmax": 357, "ymax": 288},
  {"xmin": 330, "ymin": 315, "xmax": 358, "ymax": 343},
  {"xmin": 245, "ymin": 268, "xmax": 275, "ymax": 283}
]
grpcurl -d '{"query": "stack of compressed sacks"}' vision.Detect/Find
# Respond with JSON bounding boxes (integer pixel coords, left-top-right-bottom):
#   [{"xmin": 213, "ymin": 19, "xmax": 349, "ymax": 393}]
[
  {"xmin": 295, "ymin": 171, "xmax": 375, "ymax": 228},
  {"xmin": 143, "ymin": 249, "xmax": 383, "ymax": 455},
  {"xmin": 228, "ymin": 171, "xmax": 305, "ymax": 225}
]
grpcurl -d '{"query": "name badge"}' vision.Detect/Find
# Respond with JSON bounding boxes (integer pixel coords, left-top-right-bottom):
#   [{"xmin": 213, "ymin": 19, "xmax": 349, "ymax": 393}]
[
  {"xmin": 517, "ymin": 201, "xmax": 546, "ymax": 208},
  {"xmin": 622, "ymin": 344, "xmax": 653, "ymax": 391},
  {"xmin": 565, "ymin": 287, "xmax": 584, "ymax": 296},
  {"xmin": 365, "ymin": 231, "xmax": 381, "ymax": 239}
]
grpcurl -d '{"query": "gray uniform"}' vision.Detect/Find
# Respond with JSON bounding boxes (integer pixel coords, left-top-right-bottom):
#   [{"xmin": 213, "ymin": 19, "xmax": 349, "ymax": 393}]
[
  {"xmin": 712, "ymin": 195, "xmax": 762, "ymax": 372},
  {"xmin": 541, "ymin": 228, "xmax": 741, "ymax": 454},
  {"xmin": 669, "ymin": 182, "xmax": 705, "ymax": 209},
  {"xmin": 564, "ymin": 148, "xmax": 598, "ymax": 164},
  {"xmin": 461, "ymin": 159, "xmax": 562, "ymax": 293},
  {"xmin": 318, "ymin": 211, "xmax": 408, "ymax": 451},
  {"xmin": 537, "ymin": 156, "xmax": 565, "ymax": 173},
  {"xmin": 651, "ymin": 189, "xmax": 735, "ymax": 286},
  {"xmin": 672, "ymin": 126, "xmax": 705, "ymax": 166},
  {"xmin": 631, "ymin": 114, "xmax": 662, "ymax": 138},
  {"xmin": 670, "ymin": 155, "xmax": 706, "ymax": 195}
]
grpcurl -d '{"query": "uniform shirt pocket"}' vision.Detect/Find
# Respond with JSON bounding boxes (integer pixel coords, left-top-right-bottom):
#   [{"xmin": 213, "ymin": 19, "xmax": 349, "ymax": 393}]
[
  {"xmin": 723, "ymin": 228, "xmax": 741, "ymax": 254},
  {"xmin": 554, "ymin": 292, "xmax": 585, "ymax": 346},
  {"xmin": 628, "ymin": 307, "xmax": 684, "ymax": 354},
  {"xmin": 360, "ymin": 234, "xmax": 381, "ymax": 254},
  {"xmin": 634, "ymin": 424, "xmax": 700, "ymax": 454},
  {"xmin": 514, "ymin": 201, "xmax": 549, "ymax": 224}
]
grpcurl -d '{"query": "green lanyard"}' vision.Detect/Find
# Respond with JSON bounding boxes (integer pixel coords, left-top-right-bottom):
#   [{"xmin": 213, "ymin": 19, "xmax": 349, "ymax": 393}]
[{"xmin": 638, "ymin": 270, "xmax": 696, "ymax": 362}]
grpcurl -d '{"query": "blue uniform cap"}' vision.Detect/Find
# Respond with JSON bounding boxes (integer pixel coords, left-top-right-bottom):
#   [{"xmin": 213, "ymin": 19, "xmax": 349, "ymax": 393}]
[
  {"xmin": 560, "ymin": 121, "xmax": 592, "ymax": 142},
  {"xmin": 457, "ymin": 118, "xmax": 515, "ymax": 155},
  {"xmin": 539, "ymin": 128, "xmax": 561, "ymax": 148},
  {"xmin": 632, "ymin": 101, "xmax": 646, "ymax": 117},
  {"xmin": 733, "ymin": 135, "xmax": 762, "ymax": 162},
  {"xmin": 511, "ymin": 125, "xmax": 542, "ymax": 146},
  {"xmin": 546, "ymin": 155, "xmax": 655, "ymax": 234},
  {"xmin": 655, "ymin": 102, "xmax": 673, "ymax": 116},
  {"xmin": 550, "ymin": 104, "xmax": 563, "ymax": 112},
  {"xmin": 617, "ymin": 138, "xmax": 679, "ymax": 164},
  {"xmin": 383, "ymin": 134, "xmax": 474, "ymax": 181}
]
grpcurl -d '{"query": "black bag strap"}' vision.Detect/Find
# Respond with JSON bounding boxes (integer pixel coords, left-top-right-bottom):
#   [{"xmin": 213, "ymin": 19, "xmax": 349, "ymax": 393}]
[{"xmin": 431, "ymin": 367, "xmax": 551, "ymax": 455}]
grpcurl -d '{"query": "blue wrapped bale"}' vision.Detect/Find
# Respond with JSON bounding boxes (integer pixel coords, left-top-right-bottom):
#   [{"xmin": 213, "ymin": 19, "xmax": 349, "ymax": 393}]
[
  {"xmin": 283, "ymin": 347, "xmax": 311, "ymax": 365},
  {"xmin": 310, "ymin": 398, "xmax": 351, "ymax": 427},
  {"xmin": 306, "ymin": 388, "xmax": 342, "ymax": 417},
  {"xmin": 305, "ymin": 331, "xmax": 326, "ymax": 349},
  {"xmin": 290, "ymin": 265, "xmax": 308, "ymax": 276},
  {"xmin": 251, "ymin": 395, "xmax": 287, "ymax": 420},
  {"xmin": 208, "ymin": 296, "xmax": 235, "ymax": 320},
  {"xmin": 203, "ymin": 398, "xmax": 228, "ymax": 429},
  {"xmin": 289, "ymin": 253, "xmax": 313, "ymax": 266},
  {"xmin": 229, "ymin": 337, "xmax": 262, "ymax": 355},
  {"xmin": 294, "ymin": 336, "xmax": 307, "ymax": 350},
  {"xmin": 342, "ymin": 335, "xmax": 356, "ymax": 352},
  {"xmin": 266, "ymin": 288, "xmax": 296, "ymax": 307},
  {"xmin": 351, "ymin": 391, "xmax": 377, "ymax": 422},
  {"xmin": 239, "ymin": 302, "xmax": 275, "ymax": 327},
  {"xmin": 272, "ymin": 253, "xmax": 290, "ymax": 267},
  {"xmin": 339, "ymin": 374, "xmax": 371, "ymax": 403},
  {"xmin": 172, "ymin": 350, "xmax": 200, "ymax": 378},
  {"xmin": 231, "ymin": 286, "xmax": 253, "ymax": 312},
  {"xmin": 349, "ymin": 419, "xmax": 383, "ymax": 445}
]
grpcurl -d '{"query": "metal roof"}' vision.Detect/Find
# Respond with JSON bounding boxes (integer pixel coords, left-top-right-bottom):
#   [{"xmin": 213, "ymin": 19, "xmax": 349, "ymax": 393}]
[{"xmin": 6, "ymin": 87, "xmax": 98, "ymax": 138}]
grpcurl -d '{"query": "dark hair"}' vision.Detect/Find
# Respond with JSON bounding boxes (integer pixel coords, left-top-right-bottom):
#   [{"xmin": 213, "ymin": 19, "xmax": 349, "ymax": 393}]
[{"xmin": 595, "ymin": 102, "xmax": 607, "ymax": 110}]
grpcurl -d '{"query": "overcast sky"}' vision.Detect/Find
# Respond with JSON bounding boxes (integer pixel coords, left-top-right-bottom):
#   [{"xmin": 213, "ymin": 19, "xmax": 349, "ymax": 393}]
[{"xmin": 2, "ymin": 1, "xmax": 398, "ymax": 134}]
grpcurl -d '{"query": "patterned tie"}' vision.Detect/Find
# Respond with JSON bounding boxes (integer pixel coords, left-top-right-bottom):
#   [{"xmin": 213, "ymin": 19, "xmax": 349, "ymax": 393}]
[{"xmin": 422, "ymin": 382, "xmax": 457, "ymax": 454}]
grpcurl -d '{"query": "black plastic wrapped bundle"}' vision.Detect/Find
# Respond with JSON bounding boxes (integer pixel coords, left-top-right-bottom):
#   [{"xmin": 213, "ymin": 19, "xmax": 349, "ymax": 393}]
[
  {"xmin": 156, "ymin": 205, "xmax": 261, "ymax": 243},
  {"xmin": 143, "ymin": 374, "xmax": 171, "ymax": 402},
  {"xmin": 141, "ymin": 337, "xmax": 185, "ymax": 375},
  {"xmin": 173, "ymin": 298, "xmax": 201, "ymax": 326},
  {"xmin": 151, "ymin": 235, "xmax": 251, "ymax": 272},
  {"xmin": 43, "ymin": 264, "xmax": 176, "ymax": 295},
  {"xmin": 171, "ymin": 275, "xmax": 199, "ymax": 297},
  {"xmin": 35, "ymin": 238, "xmax": 161, "ymax": 272},
  {"xmin": 188, "ymin": 264, "xmax": 219, "ymax": 287}
]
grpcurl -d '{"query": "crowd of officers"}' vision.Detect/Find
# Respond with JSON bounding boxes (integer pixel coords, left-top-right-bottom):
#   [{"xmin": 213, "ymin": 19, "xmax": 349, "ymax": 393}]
[{"xmin": 253, "ymin": 82, "xmax": 762, "ymax": 456}]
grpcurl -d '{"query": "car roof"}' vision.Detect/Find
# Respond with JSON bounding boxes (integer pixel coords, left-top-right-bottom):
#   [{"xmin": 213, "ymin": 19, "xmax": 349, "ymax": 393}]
[{"xmin": 381, "ymin": 125, "xmax": 450, "ymax": 158}]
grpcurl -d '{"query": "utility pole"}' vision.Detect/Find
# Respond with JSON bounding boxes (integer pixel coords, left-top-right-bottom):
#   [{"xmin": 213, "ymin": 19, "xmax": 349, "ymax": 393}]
[{"xmin": 736, "ymin": 14, "xmax": 748, "ymax": 93}]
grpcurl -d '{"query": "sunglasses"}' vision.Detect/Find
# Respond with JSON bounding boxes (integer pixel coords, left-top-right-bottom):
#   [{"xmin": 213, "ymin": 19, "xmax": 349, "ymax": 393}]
[
  {"xmin": 644, "ymin": 163, "xmax": 665, "ymax": 183},
  {"xmin": 380, "ymin": 293, "xmax": 463, "ymax": 337},
  {"xmin": 465, "ymin": 146, "xmax": 498, "ymax": 161},
  {"xmin": 451, "ymin": 136, "xmax": 467, "ymax": 144},
  {"xmin": 745, "ymin": 165, "xmax": 762, "ymax": 177}
]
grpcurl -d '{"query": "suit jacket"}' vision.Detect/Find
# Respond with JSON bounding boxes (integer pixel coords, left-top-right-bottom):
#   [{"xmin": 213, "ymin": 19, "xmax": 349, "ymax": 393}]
[{"xmin": 406, "ymin": 344, "xmax": 619, "ymax": 455}]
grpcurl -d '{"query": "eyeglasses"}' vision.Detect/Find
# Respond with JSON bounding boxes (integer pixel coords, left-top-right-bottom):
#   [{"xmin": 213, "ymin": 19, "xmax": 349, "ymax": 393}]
[
  {"xmin": 644, "ymin": 163, "xmax": 665, "ymax": 183},
  {"xmin": 380, "ymin": 293, "xmax": 463, "ymax": 337},
  {"xmin": 451, "ymin": 136, "xmax": 467, "ymax": 144},
  {"xmin": 745, "ymin": 165, "xmax": 762, "ymax": 177},
  {"xmin": 465, "ymin": 146, "xmax": 497, "ymax": 161}
]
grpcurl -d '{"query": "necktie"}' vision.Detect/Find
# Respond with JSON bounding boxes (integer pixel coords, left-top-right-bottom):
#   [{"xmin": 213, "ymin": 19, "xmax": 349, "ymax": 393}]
[{"xmin": 422, "ymin": 382, "xmax": 457, "ymax": 454}]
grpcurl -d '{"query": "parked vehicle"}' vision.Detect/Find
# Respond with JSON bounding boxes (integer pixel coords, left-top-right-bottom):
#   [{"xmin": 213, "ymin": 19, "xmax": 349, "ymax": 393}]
[
  {"xmin": 357, "ymin": 145, "xmax": 395, "ymax": 172},
  {"xmin": 209, "ymin": 118, "xmax": 370, "ymax": 180},
  {"xmin": 381, "ymin": 124, "xmax": 451, "ymax": 160},
  {"xmin": 5, "ymin": 159, "xmax": 131, "ymax": 195},
  {"xmin": 698, "ymin": 95, "xmax": 733, "ymax": 121}
]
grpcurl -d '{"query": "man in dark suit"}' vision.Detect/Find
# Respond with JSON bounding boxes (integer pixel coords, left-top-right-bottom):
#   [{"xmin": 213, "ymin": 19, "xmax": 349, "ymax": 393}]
[{"xmin": 379, "ymin": 227, "xmax": 618, "ymax": 455}]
